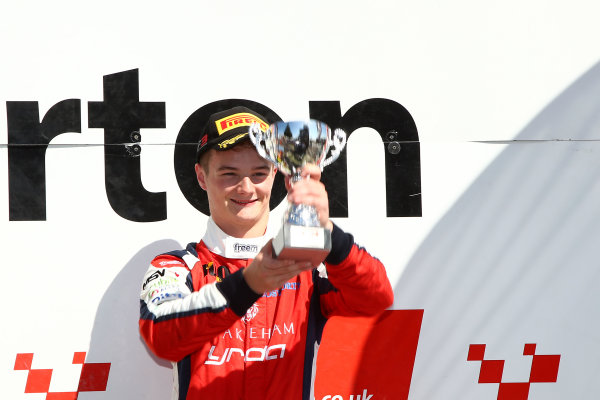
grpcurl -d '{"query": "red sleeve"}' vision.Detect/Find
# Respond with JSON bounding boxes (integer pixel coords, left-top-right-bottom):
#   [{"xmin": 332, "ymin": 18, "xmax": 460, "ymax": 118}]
[
  {"xmin": 318, "ymin": 223, "xmax": 394, "ymax": 317},
  {"xmin": 139, "ymin": 254, "xmax": 260, "ymax": 362}
]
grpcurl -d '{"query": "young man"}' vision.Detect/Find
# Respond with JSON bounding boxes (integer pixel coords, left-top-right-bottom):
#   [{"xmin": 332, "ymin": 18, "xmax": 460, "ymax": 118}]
[{"xmin": 139, "ymin": 106, "xmax": 393, "ymax": 400}]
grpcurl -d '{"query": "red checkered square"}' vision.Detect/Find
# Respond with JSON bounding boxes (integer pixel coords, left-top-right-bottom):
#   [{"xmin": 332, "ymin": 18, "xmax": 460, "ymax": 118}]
[
  {"xmin": 467, "ymin": 344, "xmax": 486, "ymax": 361},
  {"xmin": 14, "ymin": 353, "xmax": 34, "ymax": 370},
  {"xmin": 72, "ymin": 352, "xmax": 87, "ymax": 364},
  {"xmin": 530, "ymin": 354, "xmax": 561, "ymax": 383},
  {"xmin": 24, "ymin": 368, "xmax": 53, "ymax": 393},
  {"xmin": 523, "ymin": 343, "xmax": 536, "ymax": 356},
  {"xmin": 478, "ymin": 360, "xmax": 504, "ymax": 383},
  {"xmin": 78, "ymin": 363, "xmax": 111, "ymax": 391},
  {"xmin": 498, "ymin": 382, "xmax": 530, "ymax": 400},
  {"xmin": 47, "ymin": 392, "xmax": 79, "ymax": 400}
]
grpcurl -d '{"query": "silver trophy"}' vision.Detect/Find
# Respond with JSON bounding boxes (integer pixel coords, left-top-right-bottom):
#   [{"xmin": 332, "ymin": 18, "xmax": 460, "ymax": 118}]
[{"xmin": 249, "ymin": 120, "xmax": 347, "ymax": 265}]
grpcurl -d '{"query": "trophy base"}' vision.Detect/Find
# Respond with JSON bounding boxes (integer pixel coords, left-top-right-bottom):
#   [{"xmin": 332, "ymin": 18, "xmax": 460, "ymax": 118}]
[{"xmin": 272, "ymin": 224, "xmax": 332, "ymax": 266}]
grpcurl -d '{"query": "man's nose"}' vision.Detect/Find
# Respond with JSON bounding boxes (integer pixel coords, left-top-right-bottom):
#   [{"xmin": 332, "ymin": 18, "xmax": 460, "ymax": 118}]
[{"xmin": 238, "ymin": 176, "xmax": 253, "ymax": 192}]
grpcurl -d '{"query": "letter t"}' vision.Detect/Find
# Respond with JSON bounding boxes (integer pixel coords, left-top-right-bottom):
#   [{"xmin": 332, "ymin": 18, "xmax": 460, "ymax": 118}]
[{"xmin": 88, "ymin": 69, "xmax": 166, "ymax": 221}]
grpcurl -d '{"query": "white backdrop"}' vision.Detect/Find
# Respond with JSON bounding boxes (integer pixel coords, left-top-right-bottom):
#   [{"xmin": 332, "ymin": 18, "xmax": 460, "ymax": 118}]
[{"xmin": 2, "ymin": 1, "xmax": 600, "ymax": 399}]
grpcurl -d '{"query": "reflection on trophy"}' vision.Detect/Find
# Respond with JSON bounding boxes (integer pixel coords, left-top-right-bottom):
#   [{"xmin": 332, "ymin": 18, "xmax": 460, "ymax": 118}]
[{"xmin": 249, "ymin": 120, "xmax": 347, "ymax": 265}]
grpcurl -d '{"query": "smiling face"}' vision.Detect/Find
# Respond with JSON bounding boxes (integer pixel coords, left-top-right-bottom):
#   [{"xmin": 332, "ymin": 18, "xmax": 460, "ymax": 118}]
[{"xmin": 195, "ymin": 142, "xmax": 276, "ymax": 238}]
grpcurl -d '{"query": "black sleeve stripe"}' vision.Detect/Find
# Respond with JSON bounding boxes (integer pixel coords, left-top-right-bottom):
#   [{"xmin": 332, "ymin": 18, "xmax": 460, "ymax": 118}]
[
  {"xmin": 324, "ymin": 222, "xmax": 354, "ymax": 265},
  {"xmin": 215, "ymin": 269, "xmax": 262, "ymax": 317}
]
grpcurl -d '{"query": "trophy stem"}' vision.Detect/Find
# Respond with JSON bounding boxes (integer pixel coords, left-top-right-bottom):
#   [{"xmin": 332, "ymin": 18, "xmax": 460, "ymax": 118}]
[
  {"xmin": 286, "ymin": 171, "xmax": 319, "ymax": 227},
  {"xmin": 285, "ymin": 203, "xmax": 320, "ymax": 227},
  {"xmin": 290, "ymin": 172, "xmax": 303, "ymax": 184}
]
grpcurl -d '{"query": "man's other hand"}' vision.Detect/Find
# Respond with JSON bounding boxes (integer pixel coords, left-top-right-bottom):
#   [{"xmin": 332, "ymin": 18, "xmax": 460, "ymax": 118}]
[
  {"xmin": 243, "ymin": 240, "xmax": 313, "ymax": 294},
  {"xmin": 285, "ymin": 164, "xmax": 334, "ymax": 231}
]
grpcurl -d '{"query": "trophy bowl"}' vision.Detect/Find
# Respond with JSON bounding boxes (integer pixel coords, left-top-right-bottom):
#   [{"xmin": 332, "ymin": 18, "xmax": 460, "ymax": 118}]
[{"xmin": 249, "ymin": 120, "xmax": 347, "ymax": 265}]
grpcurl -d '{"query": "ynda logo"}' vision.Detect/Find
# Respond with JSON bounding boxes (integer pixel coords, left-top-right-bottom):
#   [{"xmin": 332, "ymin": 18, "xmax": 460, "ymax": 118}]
[{"xmin": 204, "ymin": 344, "xmax": 285, "ymax": 365}]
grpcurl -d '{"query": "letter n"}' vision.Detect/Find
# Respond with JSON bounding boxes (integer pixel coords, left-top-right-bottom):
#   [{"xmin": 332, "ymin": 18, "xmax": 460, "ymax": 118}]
[{"xmin": 310, "ymin": 99, "xmax": 421, "ymax": 217}]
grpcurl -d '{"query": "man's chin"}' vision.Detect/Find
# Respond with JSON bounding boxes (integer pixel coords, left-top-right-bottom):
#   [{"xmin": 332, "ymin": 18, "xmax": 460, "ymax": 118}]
[{"xmin": 233, "ymin": 207, "xmax": 269, "ymax": 224}]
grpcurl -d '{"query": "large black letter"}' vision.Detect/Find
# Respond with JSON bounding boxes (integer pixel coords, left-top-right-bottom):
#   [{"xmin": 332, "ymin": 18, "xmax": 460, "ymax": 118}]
[
  {"xmin": 310, "ymin": 99, "xmax": 421, "ymax": 217},
  {"xmin": 174, "ymin": 100, "xmax": 285, "ymax": 215},
  {"xmin": 7, "ymin": 100, "xmax": 81, "ymax": 221},
  {"xmin": 88, "ymin": 69, "xmax": 166, "ymax": 222}
]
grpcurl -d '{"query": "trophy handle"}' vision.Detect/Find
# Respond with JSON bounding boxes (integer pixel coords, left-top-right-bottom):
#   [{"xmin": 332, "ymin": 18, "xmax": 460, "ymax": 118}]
[
  {"xmin": 321, "ymin": 128, "xmax": 347, "ymax": 169},
  {"xmin": 249, "ymin": 123, "xmax": 279, "ymax": 166}
]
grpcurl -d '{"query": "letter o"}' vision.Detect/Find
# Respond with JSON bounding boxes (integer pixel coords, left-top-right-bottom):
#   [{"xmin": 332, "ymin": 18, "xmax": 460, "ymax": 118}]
[
  {"xmin": 174, "ymin": 99, "xmax": 286, "ymax": 215},
  {"xmin": 245, "ymin": 346, "xmax": 267, "ymax": 362}
]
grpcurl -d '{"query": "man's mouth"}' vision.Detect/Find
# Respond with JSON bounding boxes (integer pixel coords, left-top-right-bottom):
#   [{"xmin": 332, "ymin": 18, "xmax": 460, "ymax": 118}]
[{"xmin": 231, "ymin": 199, "xmax": 258, "ymax": 206}]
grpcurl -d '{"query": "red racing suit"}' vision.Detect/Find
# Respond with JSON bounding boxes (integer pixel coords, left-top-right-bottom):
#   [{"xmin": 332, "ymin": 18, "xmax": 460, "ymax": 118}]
[{"xmin": 139, "ymin": 218, "xmax": 393, "ymax": 400}]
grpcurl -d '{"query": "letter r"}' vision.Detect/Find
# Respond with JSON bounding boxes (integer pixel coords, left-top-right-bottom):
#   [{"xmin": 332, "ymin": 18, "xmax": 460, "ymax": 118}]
[{"xmin": 7, "ymin": 99, "xmax": 81, "ymax": 220}]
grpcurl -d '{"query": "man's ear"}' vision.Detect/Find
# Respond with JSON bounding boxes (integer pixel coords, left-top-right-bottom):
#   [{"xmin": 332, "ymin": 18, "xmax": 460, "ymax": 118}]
[
  {"xmin": 284, "ymin": 173, "xmax": 292, "ymax": 191},
  {"xmin": 195, "ymin": 163, "xmax": 207, "ymax": 191}
]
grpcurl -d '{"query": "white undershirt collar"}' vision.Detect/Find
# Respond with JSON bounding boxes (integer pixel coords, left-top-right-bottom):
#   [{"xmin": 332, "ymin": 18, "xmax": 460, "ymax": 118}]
[{"xmin": 201, "ymin": 217, "xmax": 276, "ymax": 259}]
